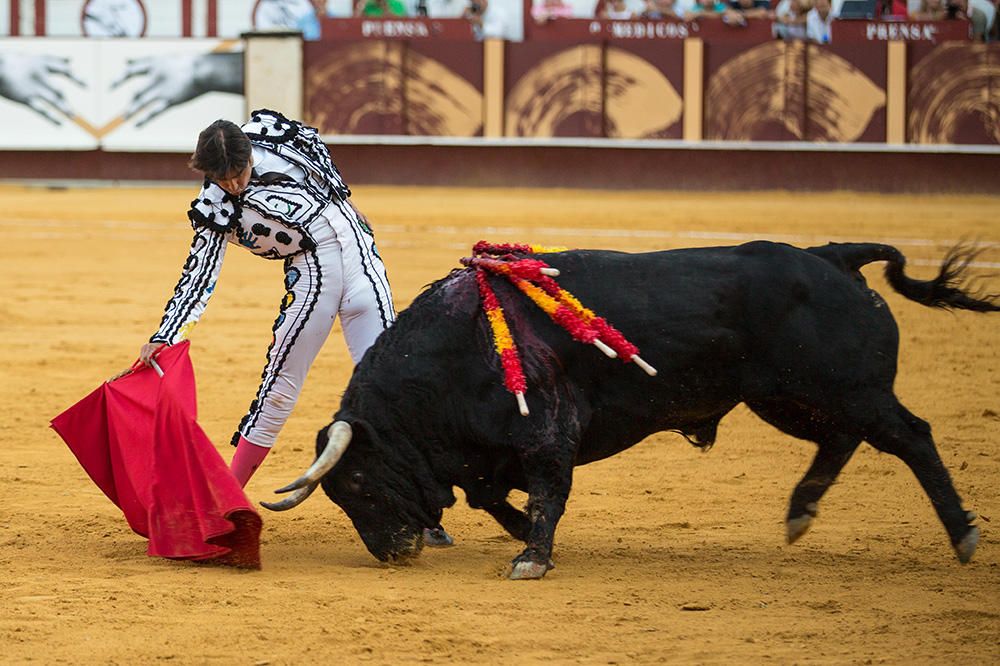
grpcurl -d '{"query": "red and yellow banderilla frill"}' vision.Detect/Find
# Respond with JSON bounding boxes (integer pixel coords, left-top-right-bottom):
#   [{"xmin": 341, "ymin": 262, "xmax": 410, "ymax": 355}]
[{"xmin": 463, "ymin": 242, "xmax": 658, "ymax": 416}]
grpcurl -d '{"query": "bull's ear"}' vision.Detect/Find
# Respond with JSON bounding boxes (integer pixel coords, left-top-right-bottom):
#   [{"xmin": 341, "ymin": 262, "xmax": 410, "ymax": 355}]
[
  {"xmin": 314, "ymin": 423, "xmax": 330, "ymax": 453},
  {"xmin": 353, "ymin": 418, "xmax": 381, "ymax": 447}
]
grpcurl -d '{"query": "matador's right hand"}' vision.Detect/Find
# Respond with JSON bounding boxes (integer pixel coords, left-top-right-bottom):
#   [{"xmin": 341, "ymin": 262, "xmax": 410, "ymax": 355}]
[{"xmin": 139, "ymin": 342, "xmax": 167, "ymax": 366}]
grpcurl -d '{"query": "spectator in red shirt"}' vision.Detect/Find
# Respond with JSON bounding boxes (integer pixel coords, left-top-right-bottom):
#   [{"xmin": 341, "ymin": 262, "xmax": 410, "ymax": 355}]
[
  {"xmin": 876, "ymin": 0, "xmax": 908, "ymax": 17},
  {"xmin": 532, "ymin": 0, "xmax": 575, "ymax": 23}
]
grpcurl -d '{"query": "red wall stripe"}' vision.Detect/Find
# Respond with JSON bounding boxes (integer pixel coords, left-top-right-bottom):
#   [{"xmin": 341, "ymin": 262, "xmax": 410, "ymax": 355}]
[
  {"xmin": 35, "ymin": 0, "xmax": 45, "ymax": 35},
  {"xmin": 207, "ymin": 0, "xmax": 217, "ymax": 37},
  {"xmin": 10, "ymin": 0, "xmax": 19, "ymax": 36},
  {"xmin": 181, "ymin": 0, "xmax": 192, "ymax": 37}
]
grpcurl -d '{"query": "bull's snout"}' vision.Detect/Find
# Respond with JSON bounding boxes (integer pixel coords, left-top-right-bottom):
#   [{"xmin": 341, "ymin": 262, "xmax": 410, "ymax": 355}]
[{"xmin": 364, "ymin": 526, "xmax": 425, "ymax": 564}]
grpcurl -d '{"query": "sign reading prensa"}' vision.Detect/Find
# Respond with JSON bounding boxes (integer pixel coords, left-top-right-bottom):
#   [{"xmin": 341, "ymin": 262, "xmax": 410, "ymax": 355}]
[
  {"xmin": 318, "ymin": 17, "xmax": 476, "ymax": 40},
  {"xmin": 362, "ymin": 20, "xmax": 430, "ymax": 38},
  {"xmin": 831, "ymin": 19, "xmax": 970, "ymax": 42}
]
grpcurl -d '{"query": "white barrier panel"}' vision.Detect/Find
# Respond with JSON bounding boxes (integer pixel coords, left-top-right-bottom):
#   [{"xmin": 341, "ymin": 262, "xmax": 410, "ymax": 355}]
[
  {"xmin": 0, "ymin": 37, "xmax": 244, "ymax": 151},
  {"xmin": 0, "ymin": 39, "xmax": 101, "ymax": 149}
]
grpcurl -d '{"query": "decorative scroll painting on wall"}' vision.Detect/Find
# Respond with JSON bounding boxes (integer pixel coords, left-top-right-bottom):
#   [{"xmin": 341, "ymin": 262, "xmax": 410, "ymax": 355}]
[
  {"xmin": 0, "ymin": 38, "xmax": 243, "ymax": 150},
  {"xmin": 704, "ymin": 41, "xmax": 885, "ymax": 142},
  {"xmin": 303, "ymin": 40, "xmax": 484, "ymax": 136},
  {"xmin": 504, "ymin": 42, "xmax": 683, "ymax": 139},
  {"xmin": 908, "ymin": 43, "xmax": 1000, "ymax": 145}
]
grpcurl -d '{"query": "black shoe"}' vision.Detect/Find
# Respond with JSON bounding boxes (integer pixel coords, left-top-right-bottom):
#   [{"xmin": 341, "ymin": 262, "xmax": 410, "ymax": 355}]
[{"xmin": 423, "ymin": 526, "xmax": 455, "ymax": 547}]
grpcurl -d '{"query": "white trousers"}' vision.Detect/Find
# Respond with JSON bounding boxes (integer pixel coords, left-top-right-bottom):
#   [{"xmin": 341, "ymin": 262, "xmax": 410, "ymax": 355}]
[{"xmin": 235, "ymin": 201, "xmax": 395, "ymax": 448}]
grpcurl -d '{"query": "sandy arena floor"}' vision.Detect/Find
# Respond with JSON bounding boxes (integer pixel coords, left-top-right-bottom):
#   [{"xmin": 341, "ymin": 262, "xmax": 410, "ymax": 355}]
[{"xmin": 1, "ymin": 185, "xmax": 998, "ymax": 664}]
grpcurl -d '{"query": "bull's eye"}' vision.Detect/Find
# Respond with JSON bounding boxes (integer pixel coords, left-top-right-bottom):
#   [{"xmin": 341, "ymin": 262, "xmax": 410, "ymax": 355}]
[{"xmin": 348, "ymin": 471, "xmax": 364, "ymax": 494}]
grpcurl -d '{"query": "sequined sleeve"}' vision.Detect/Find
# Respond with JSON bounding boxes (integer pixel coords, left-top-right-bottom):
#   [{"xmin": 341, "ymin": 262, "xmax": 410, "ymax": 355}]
[{"xmin": 149, "ymin": 225, "xmax": 228, "ymax": 345}]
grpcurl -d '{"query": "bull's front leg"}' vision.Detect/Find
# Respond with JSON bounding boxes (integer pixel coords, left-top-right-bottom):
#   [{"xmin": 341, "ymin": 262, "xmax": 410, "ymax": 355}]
[{"xmin": 507, "ymin": 447, "xmax": 575, "ymax": 580}]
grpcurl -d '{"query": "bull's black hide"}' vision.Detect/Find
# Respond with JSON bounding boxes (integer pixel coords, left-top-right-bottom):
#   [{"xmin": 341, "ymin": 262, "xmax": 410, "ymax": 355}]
[{"xmin": 266, "ymin": 241, "xmax": 998, "ymax": 579}]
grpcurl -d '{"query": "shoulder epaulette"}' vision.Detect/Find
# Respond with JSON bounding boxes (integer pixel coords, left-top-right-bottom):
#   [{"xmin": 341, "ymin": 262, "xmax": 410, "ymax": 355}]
[{"xmin": 187, "ymin": 179, "xmax": 242, "ymax": 233}]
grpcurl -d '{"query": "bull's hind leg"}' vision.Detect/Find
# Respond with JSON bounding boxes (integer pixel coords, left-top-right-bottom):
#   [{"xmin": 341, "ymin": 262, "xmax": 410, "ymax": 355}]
[
  {"xmin": 865, "ymin": 400, "xmax": 979, "ymax": 563},
  {"xmin": 483, "ymin": 500, "xmax": 531, "ymax": 542},
  {"xmin": 747, "ymin": 400, "xmax": 860, "ymax": 544},
  {"xmin": 784, "ymin": 441, "xmax": 858, "ymax": 544}
]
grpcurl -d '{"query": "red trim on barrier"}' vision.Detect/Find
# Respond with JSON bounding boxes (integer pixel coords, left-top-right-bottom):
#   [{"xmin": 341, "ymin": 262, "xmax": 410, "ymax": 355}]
[
  {"xmin": 182, "ymin": 0, "xmax": 192, "ymax": 36},
  {"xmin": 10, "ymin": 0, "xmax": 18, "ymax": 36},
  {"xmin": 0, "ymin": 148, "xmax": 998, "ymax": 194},
  {"xmin": 35, "ymin": 0, "xmax": 45, "ymax": 35},
  {"xmin": 207, "ymin": 0, "xmax": 217, "ymax": 37}
]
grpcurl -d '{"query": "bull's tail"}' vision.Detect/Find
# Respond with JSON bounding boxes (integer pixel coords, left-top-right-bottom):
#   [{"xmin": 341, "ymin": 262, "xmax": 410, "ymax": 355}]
[{"xmin": 807, "ymin": 242, "xmax": 1000, "ymax": 313}]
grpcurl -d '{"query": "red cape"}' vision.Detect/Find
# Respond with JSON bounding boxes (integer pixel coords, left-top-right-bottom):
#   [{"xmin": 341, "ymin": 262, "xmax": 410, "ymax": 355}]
[{"xmin": 51, "ymin": 341, "xmax": 261, "ymax": 569}]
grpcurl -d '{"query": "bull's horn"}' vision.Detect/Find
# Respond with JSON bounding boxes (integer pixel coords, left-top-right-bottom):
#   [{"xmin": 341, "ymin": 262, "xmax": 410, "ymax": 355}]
[
  {"xmin": 272, "ymin": 421, "xmax": 353, "ymax": 494},
  {"xmin": 260, "ymin": 481, "xmax": 319, "ymax": 511}
]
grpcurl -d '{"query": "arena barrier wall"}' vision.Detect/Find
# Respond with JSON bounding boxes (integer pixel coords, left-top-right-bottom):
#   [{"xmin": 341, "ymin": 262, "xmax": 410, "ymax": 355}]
[
  {"xmin": 2, "ymin": 139, "xmax": 997, "ymax": 194},
  {"xmin": 0, "ymin": 20, "xmax": 997, "ymax": 192}
]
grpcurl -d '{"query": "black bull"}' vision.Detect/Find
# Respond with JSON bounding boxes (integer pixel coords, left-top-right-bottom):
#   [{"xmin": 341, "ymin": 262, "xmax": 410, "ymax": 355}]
[{"xmin": 263, "ymin": 241, "xmax": 998, "ymax": 579}]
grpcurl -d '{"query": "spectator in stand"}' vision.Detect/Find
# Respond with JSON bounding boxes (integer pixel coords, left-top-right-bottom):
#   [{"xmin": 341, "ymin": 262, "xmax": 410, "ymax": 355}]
[
  {"xmin": 774, "ymin": 0, "xmax": 810, "ymax": 38},
  {"xmin": 355, "ymin": 0, "xmax": 408, "ymax": 16},
  {"xmin": 686, "ymin": 0, "xmax": 729, "ymax": 17},
  {"xmin": 413, "ymin": 0, "xmax": 466, "ymax": 15},
  {"xmin": 640, "ymin": 0, "xmax": 684, "ymax": 16},
  {"xmin": 532, "ymin": 0, "xmax": 575, "ymax": 23},
  {"xmin": 948, "ymin": 0, "xmax": 997, "ymax": 42},
  {"xmin": 723, "ymin": 0, "xmax": 770, "ymax": 23},
  {"xmin": 876, "ymin": 0, "xmax": 909, "ymax": 16},
  {"xmin": 806, "ymin": 0, "xmax": 834, "ymax": 42},
  {"xmin": 252, "ymin": 0, "xmax": 327, "ymax": 38},
  {"xmin": 911, "ymin": 0, "xmax": 947, "ymax": 17},
  {"xmin": 948, "ymin": 0, "xmax": 996, "ymax": 39},
  {"xmin": 598, "ymin": 0, "xmax": 637, "ymax": 18},
  {"xmin": 465, "ymin": 0, "xmax": 514, "ymax": 38}
]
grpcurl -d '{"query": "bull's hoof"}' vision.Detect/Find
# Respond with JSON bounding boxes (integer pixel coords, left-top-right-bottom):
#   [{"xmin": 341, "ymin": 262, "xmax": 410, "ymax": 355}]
[
  {"xmin": 508, "ymin": 560, "xmax": 551, "ymax": 580},
  {"xmin": 786, "ymin": 515, "xmax": 813, "ymax": 545},
  {"xmin": 955, "ymin": 526, "xmax": 980, "ymax": 564},
  {"xmin": 786, "ymin": 503, "xmax": 818, "ymax": 545},
  {"xmin": 423, "ymin": 526, "xmax": 454, "ymax": 548}
]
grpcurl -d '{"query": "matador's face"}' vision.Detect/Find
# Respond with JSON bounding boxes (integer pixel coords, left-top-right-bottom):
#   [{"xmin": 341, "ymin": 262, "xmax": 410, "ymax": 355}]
[{"xmin": 217, "ymin": 159, "xmax": 253, "ymax": 196}]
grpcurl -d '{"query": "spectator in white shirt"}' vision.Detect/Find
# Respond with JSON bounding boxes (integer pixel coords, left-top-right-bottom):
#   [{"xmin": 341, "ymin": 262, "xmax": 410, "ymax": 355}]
[{"xmin": 806, "ymin": 0, "xmax": 834, "ymax": 42}]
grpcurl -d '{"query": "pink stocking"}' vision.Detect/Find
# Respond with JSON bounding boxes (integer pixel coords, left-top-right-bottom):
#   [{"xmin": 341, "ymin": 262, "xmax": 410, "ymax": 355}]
[{"xmin": 230, "ymin": 435, "xmax": 271, "ymax": 488}]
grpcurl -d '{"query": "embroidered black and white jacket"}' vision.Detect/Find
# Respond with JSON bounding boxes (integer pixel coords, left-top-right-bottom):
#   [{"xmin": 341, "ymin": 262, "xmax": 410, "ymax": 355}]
[{"xmin": 150, "ymin": 110, "xmax": 349, "ymax": 344}]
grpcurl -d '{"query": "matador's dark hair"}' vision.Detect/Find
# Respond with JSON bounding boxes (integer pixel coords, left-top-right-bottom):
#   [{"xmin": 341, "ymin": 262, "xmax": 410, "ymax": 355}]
[{"xmin": 189, "ymin": 119, "xmax": 252, "ymax": 181}]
